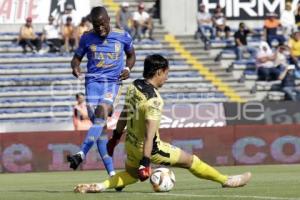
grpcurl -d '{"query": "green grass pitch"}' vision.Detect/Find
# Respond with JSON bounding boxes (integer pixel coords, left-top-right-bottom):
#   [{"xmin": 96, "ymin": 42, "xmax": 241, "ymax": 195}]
[{"xmin": 0, "ymin": 164, "xmax": 300, "ymax": 200}]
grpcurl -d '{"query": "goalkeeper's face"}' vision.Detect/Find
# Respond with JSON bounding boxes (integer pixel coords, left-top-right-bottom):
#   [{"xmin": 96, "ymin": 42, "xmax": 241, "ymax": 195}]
[{"xmin": 157, "ymin": 68, "xmax": 169, "ymax": 88}]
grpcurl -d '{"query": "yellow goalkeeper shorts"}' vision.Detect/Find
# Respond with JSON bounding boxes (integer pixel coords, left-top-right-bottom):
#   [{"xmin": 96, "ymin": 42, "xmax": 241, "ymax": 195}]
[{"xmin": 125, "ymin": 140, "xmax": 181, "ymax": 168}]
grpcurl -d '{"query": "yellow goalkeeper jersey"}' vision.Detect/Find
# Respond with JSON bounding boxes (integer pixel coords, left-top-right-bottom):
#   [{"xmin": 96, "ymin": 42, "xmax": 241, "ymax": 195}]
[{"xmin": 125, "ymin": 79, "xmax": 164, "ymax": 150}]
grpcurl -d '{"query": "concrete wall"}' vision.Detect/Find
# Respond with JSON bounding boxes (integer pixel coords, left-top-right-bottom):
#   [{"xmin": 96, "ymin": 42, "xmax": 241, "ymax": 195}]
[
  {"xmin": 90, "ymin": 0, "xmax": 103, "ymax": 8},
  {"xmin": 161, "ymin": 0, "xmax": 198, "ymax": 35}
]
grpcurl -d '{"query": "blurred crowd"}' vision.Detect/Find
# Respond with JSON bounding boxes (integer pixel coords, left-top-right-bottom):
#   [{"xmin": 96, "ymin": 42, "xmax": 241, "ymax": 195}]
[
  {"xmin": 17, "ymin": 2, "xmax": 158, "ymax": 54},
  {"xmin": 196, "ymin": 2, "xmax": 300, "ymax": 101},
  {"xmin": 18, "ymin": 4, "xmax": 90, "ymax": 54}
]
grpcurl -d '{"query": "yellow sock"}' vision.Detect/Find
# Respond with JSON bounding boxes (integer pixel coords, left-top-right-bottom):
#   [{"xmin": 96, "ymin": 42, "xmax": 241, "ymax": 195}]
[
  {"xmin": 103, "ymin": 171, "xmax": 138, "ymax": 189},
  {"xmin": 188, "ymin": 155, "xmax": 227, "ymax": 184}
]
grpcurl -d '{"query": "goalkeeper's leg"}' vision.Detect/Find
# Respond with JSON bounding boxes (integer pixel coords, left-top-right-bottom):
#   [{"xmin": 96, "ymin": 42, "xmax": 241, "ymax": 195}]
[
  {"xmin": 175, "ymin": 150, "xmax": 251, "ymax": 187},
  {"xmin": 74, "ymin": 170, "xmax": 138, "ymax": 193},
  {"xmin": 151, "ymin": 141, "xmax": 251, "ymax": 187}
]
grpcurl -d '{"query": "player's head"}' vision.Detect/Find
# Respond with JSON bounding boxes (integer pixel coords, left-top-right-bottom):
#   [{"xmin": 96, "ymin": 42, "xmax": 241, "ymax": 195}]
[
  {"xmin": 143, "ymin": 54, "xmax": 169, "ymax": 88},
  {"xmin": 90, "ymin": 6, "xmax": 110, "ymax": 38},
  {"xmin": 76, "ymin": 92, "xmax": 85, "ymax": 104}
]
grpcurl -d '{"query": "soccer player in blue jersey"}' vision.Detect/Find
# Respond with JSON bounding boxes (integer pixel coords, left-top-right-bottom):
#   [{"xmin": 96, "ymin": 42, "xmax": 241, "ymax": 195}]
[{"xmin": 67, "ymin": 6, "xmax": 136, "ymax": 178}]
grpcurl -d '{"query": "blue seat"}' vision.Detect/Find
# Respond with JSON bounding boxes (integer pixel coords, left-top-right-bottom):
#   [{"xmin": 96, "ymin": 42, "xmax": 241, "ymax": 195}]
[
  {"xmin": 233, "ymin": 60, "xmax": 256, "ymax": 65},
  {"xmin": 0, "ymin": 117, "xmax": 71, "ymax": 123}
]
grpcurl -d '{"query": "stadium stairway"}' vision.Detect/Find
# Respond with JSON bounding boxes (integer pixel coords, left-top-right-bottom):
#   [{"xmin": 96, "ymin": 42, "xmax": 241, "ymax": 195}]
[
  {"xmin": 165, "ymin": 34, "xmax": 260, "ymax": 102},
  {"xmin": 176, "ymin": 30, "xmax": 287, "ymax": 102}
]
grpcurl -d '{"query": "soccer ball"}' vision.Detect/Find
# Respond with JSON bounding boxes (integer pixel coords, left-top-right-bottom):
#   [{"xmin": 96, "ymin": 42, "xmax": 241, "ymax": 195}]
[{"xmin": 150, "ymin": 167, "xmax": 175, "ymax": 192}]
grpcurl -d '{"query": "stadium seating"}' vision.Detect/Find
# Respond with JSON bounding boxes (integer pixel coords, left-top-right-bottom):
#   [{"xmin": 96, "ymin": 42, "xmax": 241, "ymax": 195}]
[
  {"xmin": 0, "ymin": 0, "xmax": 231, "ymax": 130},
  {"xmin": 2, "ymin": 0, "xmax": 292, "ymax": 131}
]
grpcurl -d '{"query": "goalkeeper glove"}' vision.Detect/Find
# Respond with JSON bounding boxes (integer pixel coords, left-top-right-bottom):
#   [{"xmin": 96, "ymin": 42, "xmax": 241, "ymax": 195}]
[
  {"xmin": 107, "ymin": 130, "xmax": 122, "ymax": 157},
  {"xmin": 138, "ymin": 156, "xmax": 151, "ymax": 181}
]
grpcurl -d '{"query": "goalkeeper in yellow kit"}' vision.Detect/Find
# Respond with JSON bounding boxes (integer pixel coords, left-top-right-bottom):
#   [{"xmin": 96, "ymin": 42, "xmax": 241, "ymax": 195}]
[{"xmin": 74, "ymin": 54, "xmax": 251, "ymax": 193}]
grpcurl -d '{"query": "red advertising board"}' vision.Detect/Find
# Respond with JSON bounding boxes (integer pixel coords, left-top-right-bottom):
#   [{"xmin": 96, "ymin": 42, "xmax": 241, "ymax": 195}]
[{"xmin": 1, "ymin": 124, "xmax": 300, "ymax": 173}]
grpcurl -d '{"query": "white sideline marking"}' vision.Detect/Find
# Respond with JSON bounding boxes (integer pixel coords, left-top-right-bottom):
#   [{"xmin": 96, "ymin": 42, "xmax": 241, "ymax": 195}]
[{"xmin": 151, "ymin": 193, "xmax": 300, "ymax": 200}]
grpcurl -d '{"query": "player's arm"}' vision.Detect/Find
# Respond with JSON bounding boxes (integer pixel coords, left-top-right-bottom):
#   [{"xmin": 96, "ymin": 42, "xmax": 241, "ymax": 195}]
[
  {"xmin": 71, "ymin": 55, "xmax": 82, "ymax": 78},
  {"xmin": 143, "ymin": 119, "xmax": 158, "ymax": 158},
  {"xmin": 138, "ymin": 118, "xmax": 158, "ymax": 181},
  {"xmin": 119, "ymin": 48, "xmax": 136, "ymax": 80},
  {"xmin": 119, "ymin": 32, "xmax": 136, "ymax": 80},
  {"xmin": 125, "ymin": 48, "xmax": 136, "ymax": 72},
  {"xmin": 138, "ymin": 99, "xmax": 161, "ymax": 181},
  {"xmin": 71, "ymin": 34, "xmax": 87, "ymax": 78}
]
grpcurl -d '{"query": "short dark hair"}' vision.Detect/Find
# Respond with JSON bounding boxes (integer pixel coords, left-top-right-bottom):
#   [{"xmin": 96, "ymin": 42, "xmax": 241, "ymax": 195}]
[
  {"xmin": 90, "ymin": 6, "xmax": 108, "ymax": 19},
  {"xmin": 143, "ymin": 54, "xmax": 169, "ymax": 79},
  {"xmin": 75, "ymin": 92, "xmax": 84, "ymax": 99}
]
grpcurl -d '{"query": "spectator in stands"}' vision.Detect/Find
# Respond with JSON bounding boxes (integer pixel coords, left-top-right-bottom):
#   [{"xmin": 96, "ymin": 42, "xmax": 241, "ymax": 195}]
[
  {"xmin": 295, "ymin": 4, "xmax": 300, "ymax": 30},
  {"xmin": 275, "ymin": 45, "xmax": 292, "ymax": 70},
  {"xmin": 256, "ymin": 41, "xmax": 281, "ymax": 81},
  {"xmin": 149, "ymin": 0, "xmax": 160, "ymax": 19},
  {"xmin": 264, "ymin": 13, "xmax": 285, "ymax": 47},
  {"xmin": 18, "ymin": 17, "xmax": 42, "ymax": 54},
  {"xmin": 196, "ymin": 3, "xmax": 215, "ymax": 44},
  {"xmin": 62, "ymin": 16, "xmax": 76, "ymax": 52},
  {"xmin": 116, "ymin": 2, "xmax": 133, "ymax": 35},
  {"xmin": 278, "ymin": 65, "xmax": 300, "ymax": 101},
  {"xmin": 234, "ymin": 22, "xmax": 257, "ymax": 60},
  {"xmin": 288, "ymin": 31, "xmax": 300, "ymax": 60},
  {"xmin": 73, "ymin": 93, "xmax": 92, "ymax": 131},
  {"xmin": 133, "ymin": 2, "xmax": 153, "ymax": 41},
  {"xmin": 60, "ymin": 4, "xmax": 78, "ymax": 26},
  {"xmin": 212, "ymin": 5, "xmax": 230, "ymax": 39},
  {"xmin": 42, "ymin": 15, "xmax": 62, "ymax": 53},
  {"xmin": 280, "ymin": 2, "xmax": 295, "ymax": 37},
  {"xmin": 75, "ymin": 17, "xmax": 90, "ymax": 48}
]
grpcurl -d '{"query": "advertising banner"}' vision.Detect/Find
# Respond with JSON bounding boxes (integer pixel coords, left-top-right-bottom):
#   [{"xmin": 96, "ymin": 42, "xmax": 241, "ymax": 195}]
[
  {"xmin": 224, "ymin": 101, "xmax": 300, "ymax": 125},
  {"xmin": 198, "ymin": 0, "xmax": 292, "ymax": 20},
  {"xmin": 1, "ymin": 124, "xmax": 300, "ymax": 173},
  {"xmin": 107, "ymin": 103, "xmax": 226, "ymax": 130},
  {"xmin": 0, "ymin": 0, "xmax": 90, "ymax": 24}
]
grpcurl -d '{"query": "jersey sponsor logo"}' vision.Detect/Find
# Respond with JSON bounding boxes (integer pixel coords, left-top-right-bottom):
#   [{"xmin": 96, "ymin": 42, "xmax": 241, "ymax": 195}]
[
  {"xmin": 90, "ymin": 42, "xmax": 121, "ymax": 68},
  {"xmin": 152, "ymin": 100, "xmax": 161, "ymax": 108}
]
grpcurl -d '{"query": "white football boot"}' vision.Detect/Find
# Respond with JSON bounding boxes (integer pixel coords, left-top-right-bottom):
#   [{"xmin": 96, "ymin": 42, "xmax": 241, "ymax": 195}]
[
  {"xmin": 74, "ymin": 183, "xmax": 105, "ymax": 193},
  {"xmin": 222, "ymin": 172, "xmax": 252, "ymax": 188}
]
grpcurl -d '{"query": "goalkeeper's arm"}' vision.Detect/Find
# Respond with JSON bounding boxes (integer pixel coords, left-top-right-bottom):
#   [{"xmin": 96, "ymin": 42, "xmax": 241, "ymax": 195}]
[{"xmin": 138, "ymin": 119, "xmax": 158, "ymax": 181}]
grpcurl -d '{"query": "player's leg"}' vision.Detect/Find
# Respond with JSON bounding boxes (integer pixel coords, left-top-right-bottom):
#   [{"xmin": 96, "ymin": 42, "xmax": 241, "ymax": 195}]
[
  {"xmin": 67, "ymin": 106, "xmax": 107, "ymax": 170},
  {"xmin": 94, "ymin": 142, "xmax": 141, "ymax": 191},
  {"xmin": 174, "ymin": 150, "xmax": 228, "ymax": 184},
  {"xmin": 183, "ymin": 153, "xmax": 251, "ymax": 188},
  {"xmin": 151, "ymin": 142, "xmax": 226, "ymax": 183},
  {"xmin": 151, "ymin": 141, "xmax": 251, "ymax": 188},
  {"xmin": 74, "ymin": 143, "xmax": 140, "ymax": 193},
  {"xmin": 101, "ymin": 164, "xmax": 139, "ymax": 190},
  {"xmin": 67, "ymin": 82, "xmax": 108, "ymax": 170},
  {"xmin": 96, "ymin": 82, "xmax": 122, "ymax": 176},
  {"xmin": 74, "ymin": 167, "xmax": 138, "ymax": 193}
]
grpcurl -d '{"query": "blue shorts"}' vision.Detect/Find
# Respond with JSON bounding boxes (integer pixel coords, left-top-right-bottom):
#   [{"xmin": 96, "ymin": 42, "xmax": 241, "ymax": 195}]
[{"xmin": 85, "ymin": 82, "xmax": 121, "ymax": 106}]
